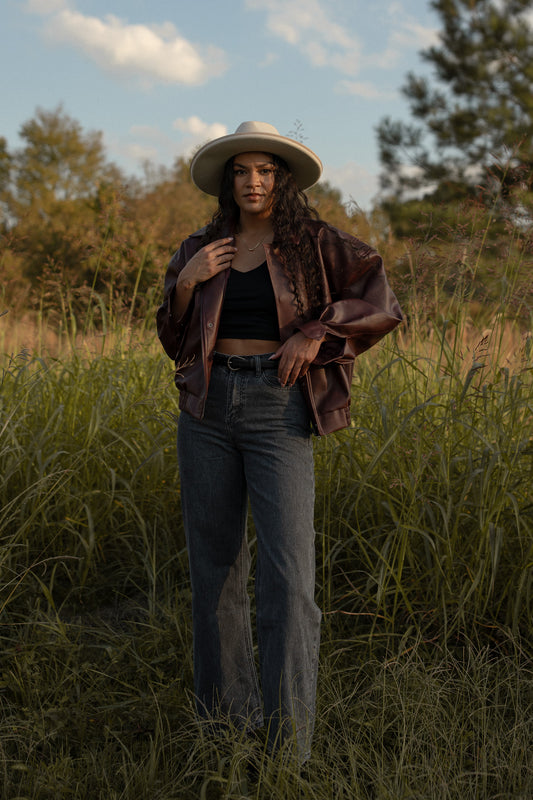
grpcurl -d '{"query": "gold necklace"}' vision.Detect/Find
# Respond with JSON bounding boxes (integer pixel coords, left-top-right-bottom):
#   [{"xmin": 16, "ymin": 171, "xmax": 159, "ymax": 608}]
[
  {"xmin": 238, "ymin": 233, "xmax": 268, "ymax": 252},
  {"xmin": 247, "ymin": 238, "xmax": 264, "ymax": 252}
]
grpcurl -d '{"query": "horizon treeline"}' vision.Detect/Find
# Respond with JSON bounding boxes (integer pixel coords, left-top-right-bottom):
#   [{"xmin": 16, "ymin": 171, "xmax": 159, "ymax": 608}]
[
  {"xmin": 1, "ymin": 106, "xmax": 394, "ymax": 329},
  {"xmin": 1, "ymin": 106, "xmax": 532, "ymax": 334}
]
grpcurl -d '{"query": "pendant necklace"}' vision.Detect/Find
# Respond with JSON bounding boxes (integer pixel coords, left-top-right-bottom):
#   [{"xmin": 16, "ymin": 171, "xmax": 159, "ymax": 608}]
[
  {"xmin": 246, "ymin": 237, "xmax": 264, "ymax": 252},
  {"xmin": 238, "ymin": 232, "xmax": 269, "ymax": 252}
]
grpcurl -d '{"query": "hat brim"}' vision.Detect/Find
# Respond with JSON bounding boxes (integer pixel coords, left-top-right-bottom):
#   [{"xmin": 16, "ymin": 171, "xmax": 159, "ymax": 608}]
[{"xmin": 190, "ymin": 131, "xmax": 322, "ymax": 196}]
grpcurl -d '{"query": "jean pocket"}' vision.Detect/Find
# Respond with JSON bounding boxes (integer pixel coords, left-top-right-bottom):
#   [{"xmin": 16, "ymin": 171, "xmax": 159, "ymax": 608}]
[{"xmin": 260, "ymin": 371, "xmax": 293, "ymax": 390}]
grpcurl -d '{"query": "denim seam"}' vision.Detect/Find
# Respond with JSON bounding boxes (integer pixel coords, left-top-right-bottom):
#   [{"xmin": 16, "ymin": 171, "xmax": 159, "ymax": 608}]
[{"xmin": 235, "ymin": 523, "xmax": 262, "ymax": 720}]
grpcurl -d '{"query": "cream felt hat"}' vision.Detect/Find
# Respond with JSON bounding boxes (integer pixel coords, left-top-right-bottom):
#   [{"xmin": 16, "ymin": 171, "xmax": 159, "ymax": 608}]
[{"xmin": 190, "ymin": 121, "xmax": 323, "ymax": 196}]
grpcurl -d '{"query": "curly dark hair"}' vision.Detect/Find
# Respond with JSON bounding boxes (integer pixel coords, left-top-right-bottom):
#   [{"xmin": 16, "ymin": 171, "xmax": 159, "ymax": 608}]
[{"xmin": 201, "ymin": 154, "xmax": 325, "ymax": 318}]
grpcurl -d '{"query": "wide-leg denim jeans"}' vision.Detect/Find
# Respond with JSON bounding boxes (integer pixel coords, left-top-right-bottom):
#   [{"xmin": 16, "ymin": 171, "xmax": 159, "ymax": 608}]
[{"xmin": 177, "ymin": 357, "xmax": 321, "ymax": 761}]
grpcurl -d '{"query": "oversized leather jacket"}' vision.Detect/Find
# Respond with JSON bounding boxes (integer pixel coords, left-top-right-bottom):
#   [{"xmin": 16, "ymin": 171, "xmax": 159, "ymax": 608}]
[{"xmin": 156, "ymin": 219, "xmax": 402, "ymax": 435}]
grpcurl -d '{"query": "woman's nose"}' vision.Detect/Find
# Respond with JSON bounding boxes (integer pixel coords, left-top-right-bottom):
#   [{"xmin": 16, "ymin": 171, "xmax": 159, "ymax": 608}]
[{"xmin": 246, "ymin": 170, "xmax": 260, "ymax": 186}]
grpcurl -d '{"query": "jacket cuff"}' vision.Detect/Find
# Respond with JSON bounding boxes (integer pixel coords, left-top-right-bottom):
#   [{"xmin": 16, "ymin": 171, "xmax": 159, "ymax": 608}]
[{"xmin": 297, "ymin": 319, "xmax": 327, "ymax": 340}]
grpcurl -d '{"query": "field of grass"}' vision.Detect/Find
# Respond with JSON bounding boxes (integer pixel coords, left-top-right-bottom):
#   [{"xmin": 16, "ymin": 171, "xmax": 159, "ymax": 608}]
[{"xmin": 1, "ymin": 266, "xmax": 532, "ymax": 797}]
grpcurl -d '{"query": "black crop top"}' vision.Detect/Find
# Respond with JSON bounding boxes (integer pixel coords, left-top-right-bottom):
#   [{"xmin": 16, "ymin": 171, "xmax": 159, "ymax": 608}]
[{"xmin": 217, "ymin": 261, "xmax": 280, "ymax": 341}]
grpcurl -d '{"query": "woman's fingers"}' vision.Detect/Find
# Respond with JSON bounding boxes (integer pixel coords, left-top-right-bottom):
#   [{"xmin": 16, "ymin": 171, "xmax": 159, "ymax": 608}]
[
  {"xmin": 273, "ymin": 333, "xmax": 321, "ymax": 386},
  {"xmin": 186, "ymin": 238, "xmax": 236, "ymax": 283}
]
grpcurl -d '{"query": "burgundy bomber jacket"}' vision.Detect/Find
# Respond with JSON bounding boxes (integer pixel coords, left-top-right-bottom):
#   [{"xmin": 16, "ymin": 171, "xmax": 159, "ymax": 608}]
[{"xmin": 156, "ymin": 219, "xmax": 403, "ymax": 435}]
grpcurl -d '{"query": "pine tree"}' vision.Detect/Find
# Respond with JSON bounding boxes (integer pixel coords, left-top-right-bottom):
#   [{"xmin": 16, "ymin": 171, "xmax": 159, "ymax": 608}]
[{"xmin": 377, "ymin": 0, "xmax": 533, "ymax": 232}]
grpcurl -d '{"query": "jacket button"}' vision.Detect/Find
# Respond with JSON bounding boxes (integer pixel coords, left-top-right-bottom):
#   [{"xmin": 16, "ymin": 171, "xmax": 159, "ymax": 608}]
[{"xmin": 207, "ymin": 322, "xmax": 214, "ymax": 328}]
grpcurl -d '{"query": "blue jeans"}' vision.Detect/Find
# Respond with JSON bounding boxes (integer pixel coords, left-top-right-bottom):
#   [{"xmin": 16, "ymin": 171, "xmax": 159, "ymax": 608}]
[{"xmin": 177, "ymin": 356, "xmax": 321, "ymax": 761}]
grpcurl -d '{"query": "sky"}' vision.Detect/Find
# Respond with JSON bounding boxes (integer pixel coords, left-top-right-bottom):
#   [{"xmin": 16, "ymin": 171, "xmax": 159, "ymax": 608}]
[{"xmin": 2, "ymin": 0, "xmax": 441, "ymax": 210}]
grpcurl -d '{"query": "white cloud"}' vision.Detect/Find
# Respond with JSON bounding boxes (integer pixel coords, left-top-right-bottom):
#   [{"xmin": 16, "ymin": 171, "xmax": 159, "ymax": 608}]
[
  {"xmin": 24, "ymin": 0, "xmax": 67, "ymax": 14},
  {"xmin": 245, "ymin": 0, "xmax": 439, "ymax": 80},
  {"xmin": 390, "ymin": 20, "xmax": 440, "ymax": 52},
  {"xmin": 173, "ymin": 116, "xmax": 227, "ymax": 139},
  {"xmin": 245, "ymin": 0, "xmax": 362, "ymax": 75},
  {"xmin": 372, "ymin": 5, "xmax": 439, "ymax": 68},
  {"xmin": 322, "ymin": 161, "xmax": 380, "ymax": 209},
  {"xmin": 259, "ymin": 52, "xmax": 279, "ymax": 68},
  {"xmin": 172, "ymin": 117, "xmax": 228, "ymax": 157},
  {"xmin": 129, "ymin": 124, "xmax": 166, "ymax": 140},
  {"xmin": 28, "ymin": 3, "xmax": 228, "ymax": 86},
  {"xmin": 336, "ymin": 79, "xmax": 397, "ymax": 100},
  {"xmin": 103, "ymin": 125, "xmax": 174, "ymax": 170},
  {"xmin": 121, "ymin": 141, "xmax": 161, "ymax": 164},
  {"xmin": 108, "ymin": 117, "xmax": 228, "ymax": 171}
]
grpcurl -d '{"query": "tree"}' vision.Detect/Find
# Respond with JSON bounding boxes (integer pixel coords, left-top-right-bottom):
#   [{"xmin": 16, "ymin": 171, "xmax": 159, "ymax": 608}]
[
  {"xmin": 1, "ymin": 107, "xmax": 133, "ymax": 313},
  {"xmin": 131, "ymin": 157, "xmax": 217, "ymax": 252},
  {"xmin": 377, "ymin": 0, "xmax": 533, "ymax": 228},
  {"xmin": 0, "ymin": 136, "xmax": 13, "ymax": 227},
  {"xmin": 6, "ymin": 105, "xmax": 122, "ymax": 220},
  {"xmin": 1, "ymin": 106, "xmax": 389, "ymax": 327}
]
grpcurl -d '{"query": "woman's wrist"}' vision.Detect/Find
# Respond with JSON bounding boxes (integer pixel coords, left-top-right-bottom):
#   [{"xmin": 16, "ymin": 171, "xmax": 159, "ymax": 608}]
[
  {"xmin": 173, "ymin": 273, "xmax": 197, "ymax": 318},
  {"xmin": 177, "ymin": 271, "xmax": 197, "ymax": 292},
  {"xmin": 297, "ymin": 319, "xmax": 326, "ymax": 341}
]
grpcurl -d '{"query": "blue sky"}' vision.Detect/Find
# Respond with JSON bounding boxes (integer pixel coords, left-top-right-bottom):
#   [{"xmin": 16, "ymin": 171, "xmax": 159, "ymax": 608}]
[{"xmin": 3, "ymin": 0, "xmax": 440, "ymax": 209}]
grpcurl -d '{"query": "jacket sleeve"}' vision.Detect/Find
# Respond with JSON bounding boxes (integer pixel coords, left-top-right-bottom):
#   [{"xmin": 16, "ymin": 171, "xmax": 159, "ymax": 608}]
[
  {"xmin": 297, "ymin": 227, "xmax": 403, "ymax": 364},
  {"xmin": 156, "ymin": 238, "xmax": 199, "ymax": 360}
]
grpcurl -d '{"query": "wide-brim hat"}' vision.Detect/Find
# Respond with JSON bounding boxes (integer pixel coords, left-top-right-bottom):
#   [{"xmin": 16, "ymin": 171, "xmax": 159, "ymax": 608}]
[{"xmin": 190, "ymin": 121, "xmax": 323, "ymax": 196}]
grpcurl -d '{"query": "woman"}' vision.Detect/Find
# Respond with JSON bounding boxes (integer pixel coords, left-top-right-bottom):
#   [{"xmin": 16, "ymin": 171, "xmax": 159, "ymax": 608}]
[{"xmin": 157, "ymin": 121, "xmax": 402, "ymax": 761}]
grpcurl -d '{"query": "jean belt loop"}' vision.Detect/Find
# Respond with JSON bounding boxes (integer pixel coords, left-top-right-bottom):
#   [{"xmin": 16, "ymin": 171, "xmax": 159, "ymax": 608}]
[{"xmin": 254, "ymin": 354, "xmax": 261, "ymax": 376}]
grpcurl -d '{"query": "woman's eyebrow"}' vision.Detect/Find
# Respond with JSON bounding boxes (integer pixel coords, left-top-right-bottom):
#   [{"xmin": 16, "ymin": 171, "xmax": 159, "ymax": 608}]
[{"xmin": 233, "ymin": 160, "xmax": 275, "ymax": 169}]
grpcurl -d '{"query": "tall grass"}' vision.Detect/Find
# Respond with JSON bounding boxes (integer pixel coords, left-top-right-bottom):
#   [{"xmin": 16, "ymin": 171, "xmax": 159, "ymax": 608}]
[
  {"xmin": 0, "ymin": 349, "xmax": 184, "ymax": 610},
  {"xmin": 314, "ymin": 315, "xmax": 533, "ymax": 643},
  {"xmin": 1, "ymin": 230, "xmax": 532, "ymax": 797}
]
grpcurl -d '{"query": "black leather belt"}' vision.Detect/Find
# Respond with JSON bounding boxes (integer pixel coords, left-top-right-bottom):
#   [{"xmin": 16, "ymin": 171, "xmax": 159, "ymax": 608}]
[{"xmin": 212, "ymin": 352, "xmax": 278, "ymax": 371}]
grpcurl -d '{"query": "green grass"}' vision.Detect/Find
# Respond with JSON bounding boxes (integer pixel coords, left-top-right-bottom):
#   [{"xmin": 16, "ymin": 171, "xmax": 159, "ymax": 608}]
[
  {"xmin": 1, "ymin": 608, "xmax": 531, "ymax": 798},
  {"xmin": 1, "ymin": 302, "xmax": 532, "ymax": 797}
]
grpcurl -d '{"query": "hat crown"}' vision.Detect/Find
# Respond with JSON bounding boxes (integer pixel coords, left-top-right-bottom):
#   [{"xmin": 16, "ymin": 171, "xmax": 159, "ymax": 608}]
[
  {"xmin": 190, "ymin": 120, "xmax": 322, "ymax": 195},
  {"xmin": 234, "ymin": 121, "xmax": 279, "ymax": 136}
]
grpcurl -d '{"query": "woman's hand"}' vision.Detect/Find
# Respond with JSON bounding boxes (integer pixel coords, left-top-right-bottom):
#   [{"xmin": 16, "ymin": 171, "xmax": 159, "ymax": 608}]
[
  {"xmin": 270, "ymin": 331, "xmax": 323, "ymax": 386},
  {"xmin": 173, "ymin": 238, "xmax": 236, "ymax": 318},
  {"xmin": 178, "ymin": 238, "xmax": 236, "ymax": 290}
]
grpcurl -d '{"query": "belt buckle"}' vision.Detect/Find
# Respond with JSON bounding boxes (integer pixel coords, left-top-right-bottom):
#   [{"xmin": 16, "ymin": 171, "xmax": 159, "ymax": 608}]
[{"xmin": 227, "ymin": 355, "xmax": 243, "ymax": 371}]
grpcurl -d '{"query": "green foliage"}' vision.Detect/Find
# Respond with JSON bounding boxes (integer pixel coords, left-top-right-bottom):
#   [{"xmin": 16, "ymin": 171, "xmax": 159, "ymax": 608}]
[
  {"xmin": 1, "ymin": 100, "xmax": 532, "ymax": 800},
  {"xmin": 377, "ymin": 0, "xmax": 533, "ymax": 236},
  {"xmin": 0, "ymin": 106, "xmax": 390, "ymax": 331},
  {"xmin": 380, "ymin": 192, "xmax": 533, "ymax": 328},
  {"xmin": 1, "ymin": 625, "xmax": 531, "ymax": 798},
  {"xmin": 1, "ymin": 317, "xmax": 532, "ymax": 796},
  {"xmin": 0, "ymin": 350, "xmax": 182, "ymax": 603},
  {"xmin": 0, "ymin": 136, "xmax": 10, "ymax": 219},
  {"xmin": 0, "ymin": 107, "xmax": 217, "ymax": 322},
  {"xmin": 316, "ymin": 324, "xmax": 533, "ymax": 640},
  {"xmin": 10, "ymin": 105, "xmax": 111, "ymax": 211},
  {"xmin": 1, "ymin": 218, "xmax": 533, "ymax": 793},
  {"xmin": 134, "ymin": 157, "xmax": 217, "ymax": 251},
  {"xmin": 1, "ymin": 208, "xmax": 531, "ymax": 636}
]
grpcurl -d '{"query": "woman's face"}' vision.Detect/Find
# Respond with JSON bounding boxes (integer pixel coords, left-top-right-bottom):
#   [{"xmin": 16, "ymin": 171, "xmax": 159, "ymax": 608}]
[{"xmin": 232, "ymin": 152, "xmax": 276, "ymax": 217}]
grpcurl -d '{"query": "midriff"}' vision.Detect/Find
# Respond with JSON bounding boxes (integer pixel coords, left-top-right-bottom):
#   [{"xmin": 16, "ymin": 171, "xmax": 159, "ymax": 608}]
[{"xmin": 215, "ymin": 338, "xmax": 280, "ymax": 355}]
